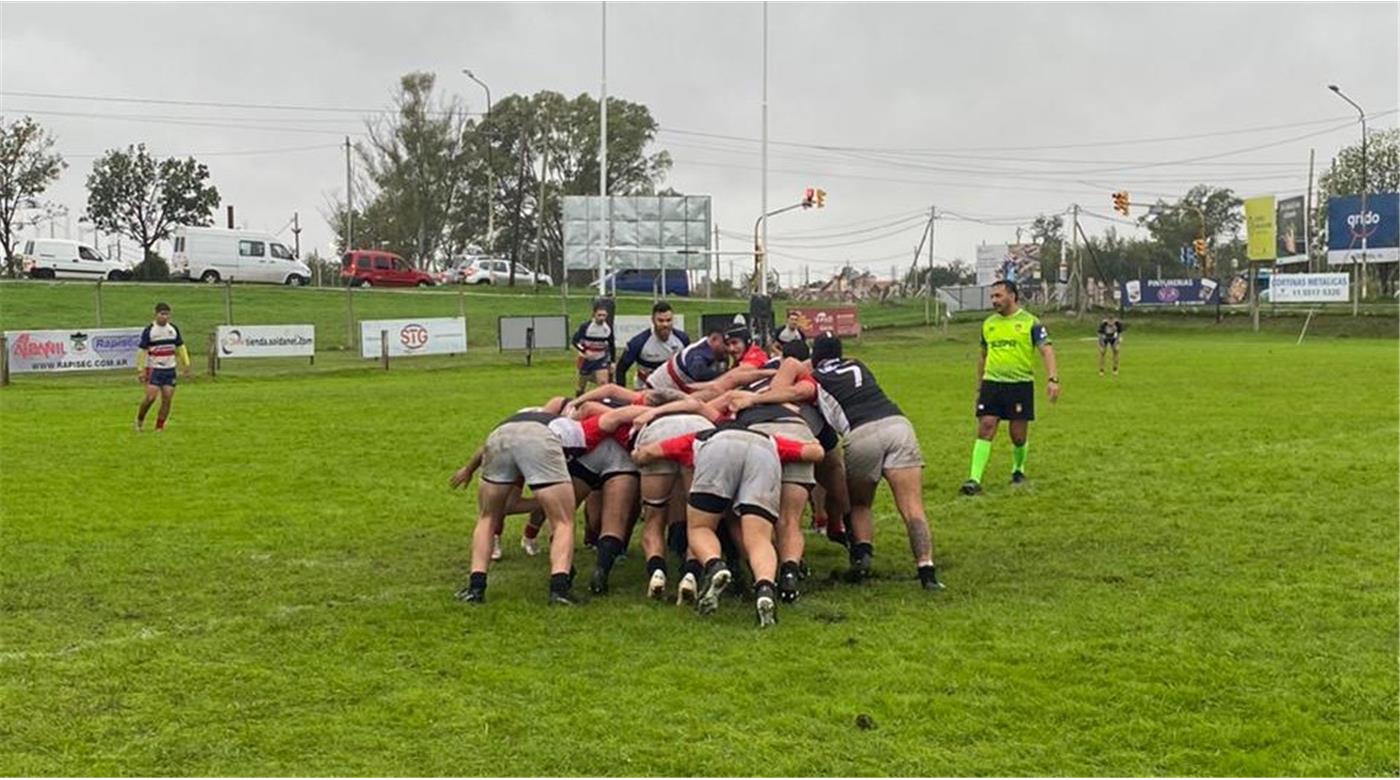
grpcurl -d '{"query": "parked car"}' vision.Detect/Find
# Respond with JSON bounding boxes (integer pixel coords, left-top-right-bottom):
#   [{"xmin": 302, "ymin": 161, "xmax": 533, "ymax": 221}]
[
  {"xmin": 448, "ymin": 256, "xmax": 552, "ymax": 286},
  {"xmin": 339, "ymin": 250, "xmax": 436, "ymax": 288},
  {"xmin": 170, "ymin": 227, "xmax": 311, "ymax": 285},
  {"xmin": 20, "ymin": 239, "xmax": 132, "ymax": 281},
  {"xmin": 592, "ymin": 268, "xmax": 690, "ymax": 297}
]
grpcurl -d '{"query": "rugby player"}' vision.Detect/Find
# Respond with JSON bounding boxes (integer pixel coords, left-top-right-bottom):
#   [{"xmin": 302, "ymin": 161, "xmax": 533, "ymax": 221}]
[
  {"xmin": 1097, "ymin": 317, "xmax": 1124, "ymax": 377},
  {"xmin": 962, "ymin": 280, "xmax": 1059, "ymax": 495},
  {"xmin": 633, "ymin": 424, "xmax": 824, "ymax": 628},
  {"xmin": 615, "ymin": 301, "xmax": 689, "ymax": 389},
  {"xmin": 764, "ymin": 334, "xmax": 944, "ymax": 590},
  {"xmin": 572, "ymin": 305, "xmax": 616, "ymax": 395},
  {"xmin": 135, "ymin": 302, "xmax": 192, "ymax": 432},
  {"xmin": 451, "ymin": 399, "xmax": 650, "ymax": 605}
]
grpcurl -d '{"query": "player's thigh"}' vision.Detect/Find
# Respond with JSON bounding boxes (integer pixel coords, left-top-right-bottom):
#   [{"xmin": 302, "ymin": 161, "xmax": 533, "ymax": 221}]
[
  {"xmin": 883, "ymin": 466, "xmax": 925, "ymax": 519},
  {"xmin": 160, "ymin": 385, "xmax": 176, "ymax": 401},
  {"xmin": 976, "ymin": 414, "xmax": 1001, "ymax": 438},
  {"xmin": 533, "ymin": 482, "xmax": 578, "ymax": 526}
]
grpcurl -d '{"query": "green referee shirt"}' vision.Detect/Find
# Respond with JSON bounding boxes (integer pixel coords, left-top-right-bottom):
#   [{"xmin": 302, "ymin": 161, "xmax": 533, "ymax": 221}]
[{"xmin": 980, "ymin": 308, "xmax": 1050, "ymax": 383}]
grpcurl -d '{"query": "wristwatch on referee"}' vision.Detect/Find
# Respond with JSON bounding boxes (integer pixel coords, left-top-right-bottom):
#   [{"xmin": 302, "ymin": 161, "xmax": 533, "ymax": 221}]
[{"xmin": 1047, "ymin": 377, "xmax": 1060, "ymax": 384}]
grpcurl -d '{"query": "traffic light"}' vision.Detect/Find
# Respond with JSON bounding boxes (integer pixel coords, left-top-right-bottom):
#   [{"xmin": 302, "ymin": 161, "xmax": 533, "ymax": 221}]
[
  {"xmin": 802, "ymin": 187, "xmax": 815, "ymax": 208},
  {"xmin": 1193, "ymin": 238, "xmax": 1207, "ymax": 257},
  {"xmin": 814, "ymin": 188, "xmax": 827, "ymax": 208},
  {"xmin": 1112, "ymin": 191, "xmax": 1130, "ymax": 216}
]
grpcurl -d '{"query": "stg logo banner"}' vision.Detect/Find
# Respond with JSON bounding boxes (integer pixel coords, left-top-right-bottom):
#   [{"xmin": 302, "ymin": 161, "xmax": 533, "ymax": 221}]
[
  {"xmin": 1327, "ymin": 193, "xmax": 1400, "ymax": 266},
  {"xmin": 359, "ymin": 318, "xmax": 466, "ymax": 358}
]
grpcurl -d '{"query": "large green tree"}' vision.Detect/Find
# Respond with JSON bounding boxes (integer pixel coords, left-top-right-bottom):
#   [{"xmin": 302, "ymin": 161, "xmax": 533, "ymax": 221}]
[
  {"xmin": 353, "ymin": 72, "xmax": 472, "ymax": 268},
  {"xmin": 85, "ymin": 144, "xmax": 220, "ymax": 261},
  {"xmin": 1136, "ymin": 185, "xmax": 1244, "ymax": 275},
  {"xmin": 0, "ymin": 116, "xmax": 67, "ymax": 276},
  {"xmin": 447, "ymin": 89, "xmax": 672, "ymax": 283}
]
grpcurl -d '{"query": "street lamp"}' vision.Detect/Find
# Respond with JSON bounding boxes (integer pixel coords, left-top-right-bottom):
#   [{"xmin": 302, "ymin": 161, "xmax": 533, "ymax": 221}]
[
  {"xmin": 463, "ymin": 68, "xmax": 495, "ymax": 252},
  {"xmin": 1328, "ymin": 83, "xmax": 1366, "ymax": 315}
]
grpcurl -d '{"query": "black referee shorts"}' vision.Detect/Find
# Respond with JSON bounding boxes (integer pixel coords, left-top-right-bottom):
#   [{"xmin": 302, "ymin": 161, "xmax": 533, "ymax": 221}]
[{"xmin": 976, "ymin": 380, "xmax": 1035, "ymax": 421}]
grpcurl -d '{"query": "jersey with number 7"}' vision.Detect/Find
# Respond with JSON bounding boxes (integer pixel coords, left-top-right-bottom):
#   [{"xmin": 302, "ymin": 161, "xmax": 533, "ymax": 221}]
[{"xmin": 810, "ymin": 358, "xmax": 903, "ymax": 436}]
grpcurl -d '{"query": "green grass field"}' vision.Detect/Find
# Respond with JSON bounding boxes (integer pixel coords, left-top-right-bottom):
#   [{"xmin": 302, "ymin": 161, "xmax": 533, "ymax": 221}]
[{"xmin": 1, "ymin": 281, "xmax": 1397, "ymax": 775}]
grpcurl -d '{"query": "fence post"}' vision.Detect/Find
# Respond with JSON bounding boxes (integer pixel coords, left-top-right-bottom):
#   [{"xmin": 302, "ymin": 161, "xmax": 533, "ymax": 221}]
[
  {"xmin": 95, "ymin": 280, "xmax": 104, "ymax": 327},
  {"xmin": 1, "ymin": 335, "xmax": 9, "ymax": 387},
  {"xmin": 380, "ymin": 329, "xmax": 389, "ymax": 371},
  {"xmin": 525, "ymin": 326, "xmax": 535, "ymax": 367},
  {"xmin": 207, "ymin": 331, "xmax": 217, "ymax": 378},
  {"xmin": 223, "ymin": 279, "xmax": 233, "ymax": 324}
]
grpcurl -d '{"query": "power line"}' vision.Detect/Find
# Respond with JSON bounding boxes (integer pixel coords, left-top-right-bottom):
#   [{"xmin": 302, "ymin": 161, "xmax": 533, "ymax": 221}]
[
  {"xmin": 0, "ymin": 89, "xmax": 482, "ymax": 117},
  {"xmin": 657, "ymin": 108, "xmax": 1396, "ymax": 154},
  {"xmin": 60, "ymin": 143, "xmax": 343, "ymax": 159},
  {"xmin": 10, "ymin": 108, "xmax": 363, "ymax": 136}
]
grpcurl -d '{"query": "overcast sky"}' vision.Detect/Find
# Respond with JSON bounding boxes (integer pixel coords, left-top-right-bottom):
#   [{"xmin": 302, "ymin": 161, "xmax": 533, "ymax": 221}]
[{"xmin": 3, "ymin": 1, "xmax": 1397, "ymax": 280}]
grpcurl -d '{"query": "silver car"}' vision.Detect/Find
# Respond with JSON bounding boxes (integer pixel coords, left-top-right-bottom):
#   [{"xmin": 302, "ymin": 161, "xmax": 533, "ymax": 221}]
[{"xmin": 451, "ymin": 257, "xmax": 552, "ymax": 286}]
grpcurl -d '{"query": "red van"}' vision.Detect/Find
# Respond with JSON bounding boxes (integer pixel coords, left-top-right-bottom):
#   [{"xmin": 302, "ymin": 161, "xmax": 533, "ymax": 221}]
[{"xmin": 340, "ymin": 250, "xmax": 436, "ymax": 288}]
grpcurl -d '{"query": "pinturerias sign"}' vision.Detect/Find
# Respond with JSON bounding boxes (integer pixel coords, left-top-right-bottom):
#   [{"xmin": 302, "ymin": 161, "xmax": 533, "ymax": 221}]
[{"xmin": 4, "ymin": 328, "xmax": 144, "ymax": 373}]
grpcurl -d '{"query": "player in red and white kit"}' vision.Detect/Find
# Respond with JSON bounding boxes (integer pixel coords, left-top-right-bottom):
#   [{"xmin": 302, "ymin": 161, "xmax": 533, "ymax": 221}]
[{"xmin": 632, "ymin": 424, "xmax": 824, "ymax": 628}]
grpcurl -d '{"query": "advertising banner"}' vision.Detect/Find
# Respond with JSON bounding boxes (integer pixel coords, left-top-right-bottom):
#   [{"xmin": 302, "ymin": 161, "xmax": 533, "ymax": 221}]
[
  {"xmin": 1327, "ymin": 193, "xmax": 1400, "ymax": 265},
  {"xmin": 1275, "ymin": 196, "xmax": 1308, "ymax": 265},
  {"xmin": 1245, "ymin": 195, "xmax": 1277, "ymax": 261},
  {"xmin": 360, "ymin": 317, "xmax": 466, "ymax": 358},
  {"xmin": 1120, "ymin": 278, "xmax": 1219, "ymax": 307},
  {"xmin": 975, "ymin": 243, "xmax": 1041, "ymax": 286},
  {"xmin": 4, "ymin": 327, "xmax": 144, "ymax": 373},
  {"xmin": 1268, "ymin": 273, "xmax": 1350, "ymax": 303},
  {"xmin": 613, "ymin": 314, "xmax": 687, "ymax": 348},
  {"xmin": 499, "ymin": 315, "xmax": 569, "ymax": 350},
  {"xmin": 787, "ymin": 307, "xmax": 861, "ymax": 337},
  {"xmin": 216, "ymin": 325, "xmax": 314, "ymax": 358}
]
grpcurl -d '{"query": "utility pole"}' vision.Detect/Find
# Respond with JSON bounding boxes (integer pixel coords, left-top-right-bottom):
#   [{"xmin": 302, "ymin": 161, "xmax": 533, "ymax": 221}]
[
  {"xmin": 344, "ymin": 137, "xmax": 354, "ymax": 251},
  {"xmin": 1306, "ymin": 148, "xmax": 1316, "ymax": 273},
  {"xmin": 927, "ymin": 205, "xmax": 936, "ymax": 325},
  {"xmin": 536, "ymin": 143, "xmax": 549, "ymax": 298},
  {"xmin": 292, "ymin": 211, "xmax": 301, "ymax": 257},
  {"xmin": 759, "ymin": 0, "xmax": 769, "ymax": 296},
  {"xmin": 709, "ymin": 223, "xmax": 718, "ymax": 299},
  {"xmin": 598, "ymin": 0, "xmax": 609, "ymax": 292},
  {"xmin": 1072, "ymin": 203, "xmax": 1084, "ymax": 315}
]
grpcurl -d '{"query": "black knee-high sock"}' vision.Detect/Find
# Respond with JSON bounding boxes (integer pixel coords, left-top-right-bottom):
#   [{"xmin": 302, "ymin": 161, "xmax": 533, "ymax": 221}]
[
  {"xmin": 596, "ymin": 534, "xmax": 624, "ymax": 574},
  {"xmin": 646, "ymin": 556, "xmax": 667, "ymax": 577},
  {"xmin": 683, "ymin": 558, "xmax": 703, "ymax": 579}
]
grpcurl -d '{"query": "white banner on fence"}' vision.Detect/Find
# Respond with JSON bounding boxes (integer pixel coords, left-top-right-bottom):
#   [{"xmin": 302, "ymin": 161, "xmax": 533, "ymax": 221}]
[
  {"xmin": 360, "ymin": 317, "xmax": 466, "ymax": 358},
  {"xmin": 1268, "ymin": 273, "xmax": 1351, "ymax": 303},
  {"xmin": 217, "ymin": 324, "xmax": 314, "ymax": 358},
  {"xmin": 613, "ymin": 315, "xmax": 686, "ymax": 347},
  {"xmin": 4, "ymin": 327, "xmax": 144, "ymax": 374}
]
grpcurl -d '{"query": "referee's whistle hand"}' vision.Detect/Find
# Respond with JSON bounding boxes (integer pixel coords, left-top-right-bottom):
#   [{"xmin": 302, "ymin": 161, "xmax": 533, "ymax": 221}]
[{"xmin": 1047, "ymin": 384, "xmax": 1060, "ymax": 403}]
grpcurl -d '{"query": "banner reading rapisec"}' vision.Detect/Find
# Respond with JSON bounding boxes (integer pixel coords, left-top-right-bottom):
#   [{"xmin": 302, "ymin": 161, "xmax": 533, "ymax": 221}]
[{"xmin": 4, "ymin": 327, "xmax": 144, "ymax": 373}]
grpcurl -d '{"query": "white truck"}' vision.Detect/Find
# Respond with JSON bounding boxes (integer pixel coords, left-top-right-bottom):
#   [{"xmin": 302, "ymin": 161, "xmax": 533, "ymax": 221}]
[
  {"xmin": 170, "ymin": 226, "xmax": 311, "ymax": 285},
  {"xmin": 19, "ymin": 238, "xmax": 133, "ymax": 280}
]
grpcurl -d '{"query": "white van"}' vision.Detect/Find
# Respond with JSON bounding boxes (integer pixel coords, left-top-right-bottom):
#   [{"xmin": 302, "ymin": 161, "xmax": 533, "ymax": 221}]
[
  {"xmin": 20, "ymin": 238, "xmax": 132, "ymax": 281},
  {"xmin": 170, "ymin": 226, "xmax": 311, "ymax": 285}
]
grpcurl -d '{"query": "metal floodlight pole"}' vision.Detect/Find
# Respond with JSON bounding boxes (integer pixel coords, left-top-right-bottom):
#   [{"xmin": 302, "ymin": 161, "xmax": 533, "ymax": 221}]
[
  {"xmin": 1328, "ymin": 84, "xmax": 1366, "ymax": 316},
  {"xmin": 760, "ymin": 1, "xmax": 769, "ymax": 296},
  {"xmin": 599, "ymin": 1, "xmax": 610, "ymax": 294},
  {"xmin": 463, "ymin": 69, "xmax": 495, "ymax": 249}
]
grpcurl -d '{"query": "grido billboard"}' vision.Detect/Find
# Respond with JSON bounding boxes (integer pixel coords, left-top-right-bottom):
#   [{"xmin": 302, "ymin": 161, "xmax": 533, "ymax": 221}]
[{"xmin": 1327, "ymin": 193, "xmax": 1399, "ymax": 265}]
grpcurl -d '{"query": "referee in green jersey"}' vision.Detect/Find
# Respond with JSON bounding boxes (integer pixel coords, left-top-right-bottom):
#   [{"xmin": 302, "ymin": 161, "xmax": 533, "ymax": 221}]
[{"xmin": 961, "ymin": 280, "xmax": 1059, "ymax": 495}]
